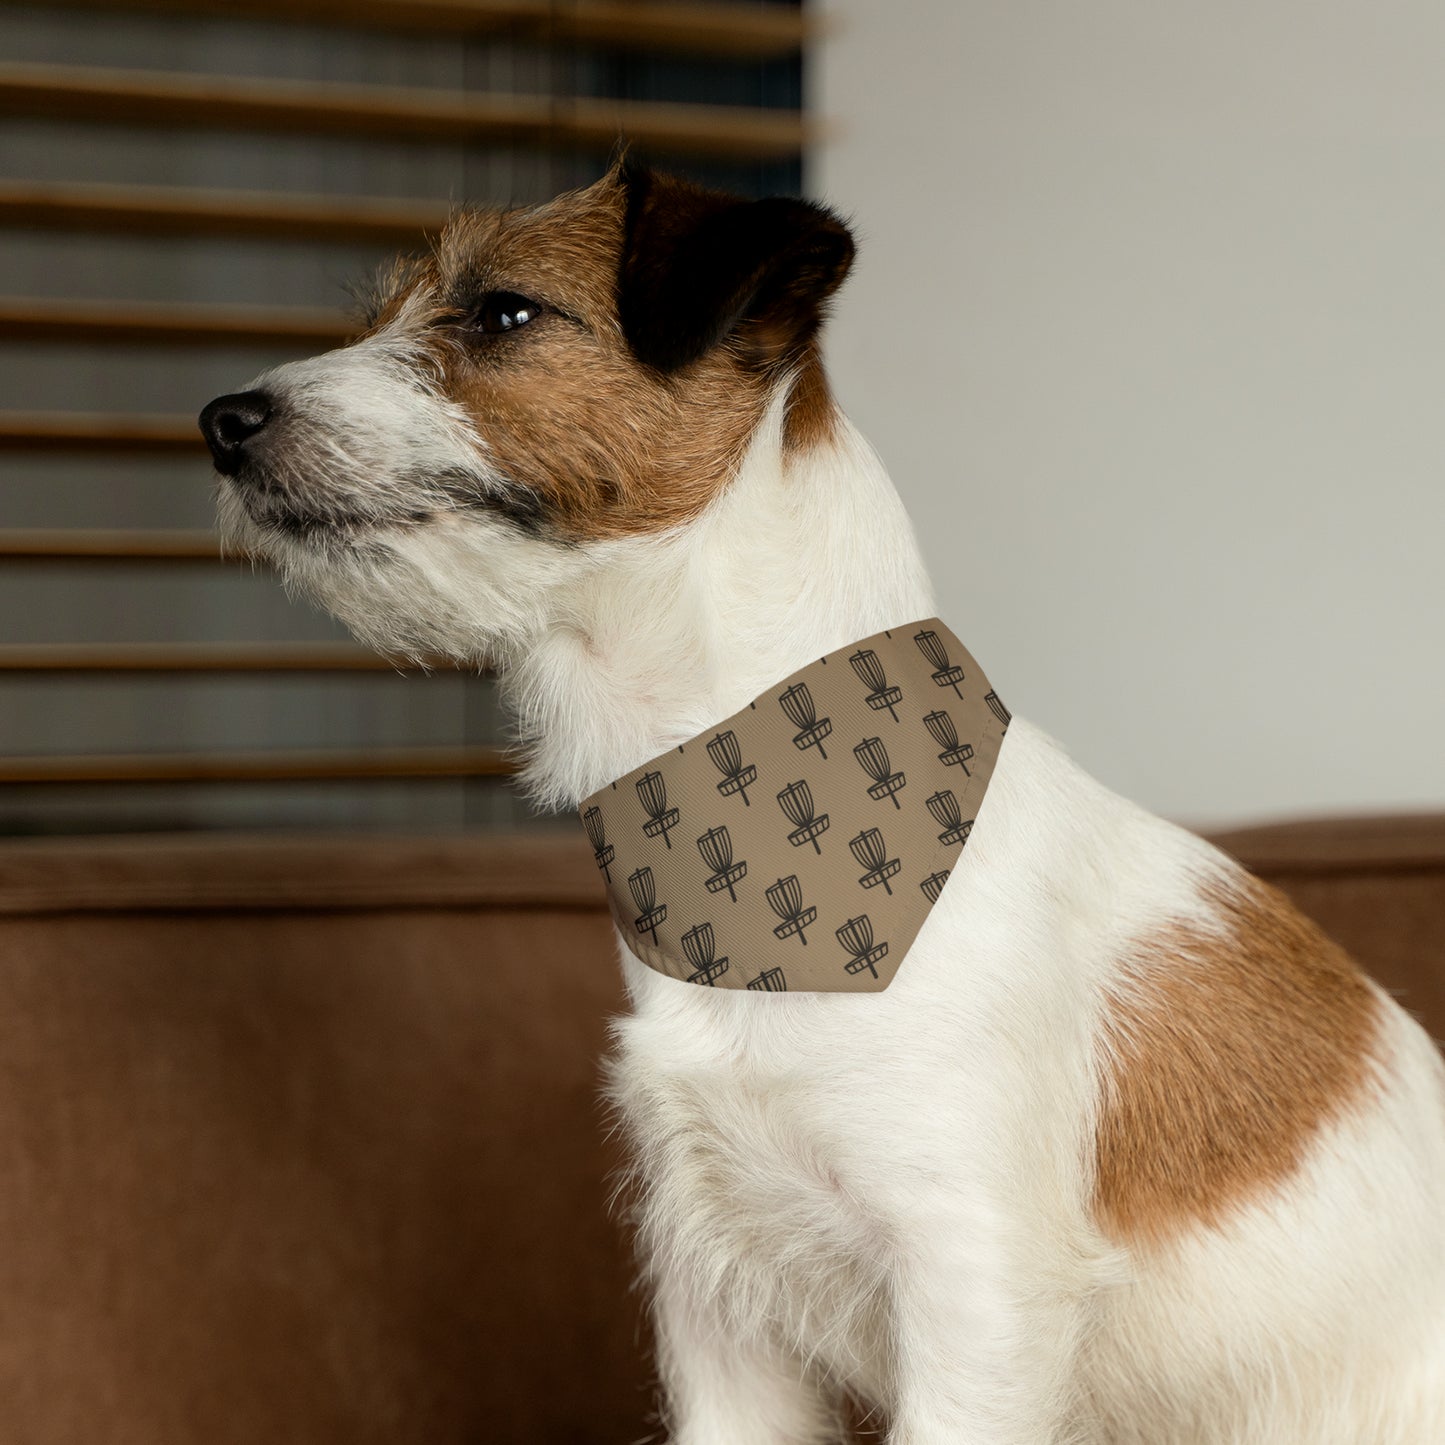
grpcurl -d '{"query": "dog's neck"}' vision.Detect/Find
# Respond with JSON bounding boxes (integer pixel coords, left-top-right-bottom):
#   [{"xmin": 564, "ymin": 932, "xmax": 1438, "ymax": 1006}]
[{"xmin": 503, "ymin": 394, "xmax": 937, "ymax": 811}]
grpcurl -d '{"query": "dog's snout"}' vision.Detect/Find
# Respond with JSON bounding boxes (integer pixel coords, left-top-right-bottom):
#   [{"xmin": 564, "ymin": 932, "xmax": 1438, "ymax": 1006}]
[{"xmin": 199, "ymin": 390, "xmax": 273, "ymax": 475}]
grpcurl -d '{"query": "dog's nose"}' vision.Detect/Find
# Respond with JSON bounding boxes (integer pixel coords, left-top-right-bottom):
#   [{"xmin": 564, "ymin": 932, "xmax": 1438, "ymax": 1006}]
[{"xmin": 199, "ymin": 390, "xmax": 273, "ymax": 475}]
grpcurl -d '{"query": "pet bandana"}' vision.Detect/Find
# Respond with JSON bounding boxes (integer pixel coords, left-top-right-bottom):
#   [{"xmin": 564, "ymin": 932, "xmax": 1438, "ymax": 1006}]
[{"xmin": 579, "ymin": 620, "xmax": 1008, "ymax": 993}]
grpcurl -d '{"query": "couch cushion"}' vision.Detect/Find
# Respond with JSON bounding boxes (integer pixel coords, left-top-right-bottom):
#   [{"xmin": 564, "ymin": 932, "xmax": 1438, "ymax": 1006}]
[
  {"xmin": 0, "ymin": 833, "xmax": 645, "ymax": 1445},
  {"xmin": 1211, "ymin": 813, "xmax": 1445, "ymax": 1043}
]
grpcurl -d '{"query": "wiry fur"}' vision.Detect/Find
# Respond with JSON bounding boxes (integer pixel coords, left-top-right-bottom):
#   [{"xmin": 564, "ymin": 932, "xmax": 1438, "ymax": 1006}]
[{"xmin": 206, "ymin": 169, "xmax": 1445, "ymax": 1444}]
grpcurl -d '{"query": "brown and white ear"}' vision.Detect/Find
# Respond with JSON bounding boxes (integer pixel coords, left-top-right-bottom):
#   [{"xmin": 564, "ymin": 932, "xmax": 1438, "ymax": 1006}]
[{"xmin": 617, "ymin": 162, "xmax": 855, "ymax": 374}]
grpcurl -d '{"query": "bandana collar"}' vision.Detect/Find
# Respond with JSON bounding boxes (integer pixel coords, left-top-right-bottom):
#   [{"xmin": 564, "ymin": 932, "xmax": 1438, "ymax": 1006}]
[{"xmin": 579, "ymin": 620, "xmax": 1008, "ymax": 993}]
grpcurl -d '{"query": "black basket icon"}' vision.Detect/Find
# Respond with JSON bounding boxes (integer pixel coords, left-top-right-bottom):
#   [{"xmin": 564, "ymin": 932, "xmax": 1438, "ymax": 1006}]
[
  {"xmin": 777, "ymin": 779, "xmax": 829, "ymax": 854},
  {"xmin": 914, "ymin": 629, "xmax": 965, "ymax": 697},
  {"xmin": 628, "ymin": 866, "xmax": 667, "ymax": 944},
  {"xmin": 706, "ymin": 730, "xmax": 757, "ymax": 806},
  {"xmin": 849, "ymin": 827, "xmax": 901, "ymax": 894},
  {"xmin": 765, "ymin": 875, "xmax": 816, "ymax": 945},
  {"xmin": 922, "ymin": 711, "xmax": 974, "ymax": 774},
  {"xmin": 836, "ymin": 915, "xmax": 889, "ymax": 979},
  {"xmin": 680, "ymin": 922, "xmax": 729, "ymax": 987},
  {"xmin": 924, "ymin": 789, "xmax": 973, "ymax": 848},
  {"xmin": 581, "ymin": 805, "xmax": 614, "ymax": 882},
  {"xmin": 849, "ymin": 649, "xmax": 903, "ymax": 722},
  {"xmin": 920, "ymin": 870, "xmax": 950, "ymax": 904},
  {"xmin": 984, "ymin": 690, "xmax": 1011, "ymax": 730},
  {"xmin": 779, "ymin": 682, "xmax": 832, "ymax": 760},
  {"xmin": 636, "ymin": 770, "xmax": 680, "ymax": 849},
  {"xmin": 853, "ymin": 736, "xmax": 905, "ymax": 807},
  {"xmin": 746, "ymin": 966, "xmax": 787, "ymax": 992},
  {"xmin": 698, "ymin": 825, "xmax": 747, "ymax": 902}
]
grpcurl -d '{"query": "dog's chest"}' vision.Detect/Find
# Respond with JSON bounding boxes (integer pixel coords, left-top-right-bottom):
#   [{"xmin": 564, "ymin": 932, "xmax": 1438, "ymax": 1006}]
[{"xmin": 611, "ymin": 996, "xmax": 892, "ymax": 1386}]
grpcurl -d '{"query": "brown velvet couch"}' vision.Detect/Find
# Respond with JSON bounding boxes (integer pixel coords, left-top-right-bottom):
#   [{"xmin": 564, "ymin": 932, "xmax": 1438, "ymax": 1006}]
[{"xmin": 0, "ymin": 816, "xmax": 1441, "ymax": 1443}]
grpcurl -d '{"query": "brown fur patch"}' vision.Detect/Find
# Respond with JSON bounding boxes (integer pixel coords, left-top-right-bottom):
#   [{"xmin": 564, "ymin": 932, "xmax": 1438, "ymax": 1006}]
[
  {"xmin": 1093, "ymin": 872, "xmax": 1381, "ymax": 1247},
  {"xmin": 782, "ymin": 343, "xmax": 840, "ymax": 454},
  {"xmin": 436, "ymin": 183, "xmax": 768, "ymax": 540},
  {"xmin": 366, "ymin": 171, "xmax": 841, "ymax": 542}
]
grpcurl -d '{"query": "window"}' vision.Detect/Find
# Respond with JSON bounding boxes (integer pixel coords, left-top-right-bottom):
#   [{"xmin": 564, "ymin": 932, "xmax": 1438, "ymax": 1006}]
[{"xmin": 0, "ymin": 0, "xmax": 808, "ymax": 834}]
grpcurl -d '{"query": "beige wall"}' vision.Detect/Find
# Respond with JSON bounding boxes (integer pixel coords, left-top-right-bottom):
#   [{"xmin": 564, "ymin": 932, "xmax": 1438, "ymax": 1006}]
[{"xmin": 814, "ymin": 2, "xmax": 1445, "ymax": 826}]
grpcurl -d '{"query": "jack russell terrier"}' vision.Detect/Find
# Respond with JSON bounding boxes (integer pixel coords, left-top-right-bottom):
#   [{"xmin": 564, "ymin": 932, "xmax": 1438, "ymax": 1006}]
[{"xmin": 200, "ymin": 162, "xmax": 1445, "ymax": 1444}]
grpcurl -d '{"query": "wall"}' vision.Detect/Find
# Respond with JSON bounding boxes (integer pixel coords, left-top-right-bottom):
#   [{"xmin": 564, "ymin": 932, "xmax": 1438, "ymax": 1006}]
[{"xmin": 813, "ymin": 1, "xmax": 1445, "ymax": 826}]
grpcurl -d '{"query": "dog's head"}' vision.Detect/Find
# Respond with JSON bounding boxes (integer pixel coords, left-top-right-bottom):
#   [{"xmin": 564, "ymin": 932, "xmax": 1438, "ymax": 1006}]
[{"xmin": 200, "ymin": 163, "xmax": 854, "ymax": 661}]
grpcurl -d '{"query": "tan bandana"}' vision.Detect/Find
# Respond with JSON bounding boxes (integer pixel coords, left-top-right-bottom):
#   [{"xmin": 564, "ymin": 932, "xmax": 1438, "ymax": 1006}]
[{"xmin": 579, "ymin": 620, "xmax": 1008, "ymax": 993}]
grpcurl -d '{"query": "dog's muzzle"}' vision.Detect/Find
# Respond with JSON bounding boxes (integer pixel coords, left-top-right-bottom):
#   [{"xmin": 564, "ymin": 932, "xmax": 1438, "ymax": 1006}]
[{"xmin": 199, "ymin": 390, "xmax": 274, "ymax": 476}]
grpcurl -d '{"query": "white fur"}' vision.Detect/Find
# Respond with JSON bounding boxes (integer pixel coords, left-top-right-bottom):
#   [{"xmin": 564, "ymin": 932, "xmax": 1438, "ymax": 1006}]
[{"xmin": 220, "ymin": 349, "xmax": 1445, "ymax": 1444}]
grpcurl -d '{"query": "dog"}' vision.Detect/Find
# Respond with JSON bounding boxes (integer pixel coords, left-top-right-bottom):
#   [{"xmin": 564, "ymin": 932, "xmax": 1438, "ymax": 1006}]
[{"xmin": 200, "ymin": 161, "xmax": 1445, "ymax": 1444}]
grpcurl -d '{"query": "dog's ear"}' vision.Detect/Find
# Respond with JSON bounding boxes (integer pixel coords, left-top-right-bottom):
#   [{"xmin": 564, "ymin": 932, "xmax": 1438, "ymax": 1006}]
[{"xmin": 617, "ymin": 162, "xmax": 855, "ymax": 374}]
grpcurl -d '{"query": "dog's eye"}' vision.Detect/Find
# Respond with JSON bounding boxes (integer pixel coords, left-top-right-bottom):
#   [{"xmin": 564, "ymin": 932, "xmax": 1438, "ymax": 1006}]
[{"xmin": 472, "ymin": 291, "xmax": 542, "ymax": 334}]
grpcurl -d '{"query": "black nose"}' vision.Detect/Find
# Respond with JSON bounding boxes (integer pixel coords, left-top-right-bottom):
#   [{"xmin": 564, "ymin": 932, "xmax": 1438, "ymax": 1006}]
[{"xmin": 199, "ymin": 390, "xmax": 272, "ymax": 475}]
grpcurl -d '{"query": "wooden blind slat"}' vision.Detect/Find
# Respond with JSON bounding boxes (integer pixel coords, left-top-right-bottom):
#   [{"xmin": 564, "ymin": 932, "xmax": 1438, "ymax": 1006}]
[
  {"xmin": 0, "ymin": 0, "xmax": 810, "ymax": 58},
  {"xmin": 0, "ymin": 62, "xmax": 812, "ymax": 161},
  {"xmin": 0, "ymin": 412, "xmax": 202, "ymax": 452},
  {"xmin": 0, "ymin": 643, "xmax": 427, "ymax": 672},
  {"xmin": 0, "ymin": 529, "xmax": 227, "ymax": 561},
  {"xmin": 0, "ymin": 297, "xmax": 353, "ymax": 348},
  {"xmin": 0, "ymin": 745, "xmax": 514, "ymax": 783},
  {"xmin": 0, "ymin": 180, "xmax": 448, "ymax": 245},
  {"xmin": 544, "ymin": 0, "xmax": 810, "ymax": 57}
]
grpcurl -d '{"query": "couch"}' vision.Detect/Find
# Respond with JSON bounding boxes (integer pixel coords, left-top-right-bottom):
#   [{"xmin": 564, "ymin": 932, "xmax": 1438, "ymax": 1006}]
[{"xmin": 0, "ymin": 816, "xmax": 1439, "ymax": 1442}]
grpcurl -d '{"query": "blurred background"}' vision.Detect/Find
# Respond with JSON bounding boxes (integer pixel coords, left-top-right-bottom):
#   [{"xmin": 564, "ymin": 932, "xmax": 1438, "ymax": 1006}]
[
  {"xmin": 0, "ymin": 0, "xmax": 802, "ymax": 836},
  {"xmin": 819, "ymin": 1, "xmax": 1445, "ymax": 826}
]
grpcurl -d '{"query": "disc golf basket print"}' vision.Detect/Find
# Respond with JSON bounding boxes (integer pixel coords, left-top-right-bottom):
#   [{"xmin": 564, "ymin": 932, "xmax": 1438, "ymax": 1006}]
[
  {"xmin": 780, "ymin": 682, "xmax": 832, "ymax": 759},
  {"xmin": 582, "ymin": 805, "xmax": 614, "ymax": 882},
  {"xmin": 747, "ymin": 967, "xmax": 787, "ymax": 992},
  {"xmin": 854, "ymin": 736, "xmax": 906, "ymax": 807},
  {"xmin": 922, "ymin": 711, "xmax": 974, "ymax": 774},
  {"xmin": 777, "ymin": 779, "xmax": 829, "ymax": 854},
  {"xmin": 920, "ymin": 870, "xmax": 950, "ymax": 903},
  {"xmin": 698, "ymin": 825, "xmax": 747, "ymax": 902},
  {"xmin": 681, "ymin": 922, "xmax": 729, "ymax": 986},
  {"xmin": 984, "ymin": 690, "xmax": 1011, "ymax": 730},
  {"xmin": 914, "ymin": 629, "xmax": 966, "ymax": 697},
  {"xmin": 707, "ymin": 729, "xmax": 757, "ymax": 806},
  {"xmin": 925, "ymin": 789, "xmax": 972, "ymax": 847},
  {"xmin": 850, "ymin": 827, "xmax": 901, "ymax": 894},
  {"xmin": 637, "ymin": 771, "xmax": 680, "ymax": 848},
  {"xmin": 849, "ymin": 648, "xmax": 903, "ymax": 721},
  {"xmin": 629, "ymin": 866, "xmax": 667, "ymax": 944},
  {"xmin": 837, "ymin": 915, "xmax": 889, "ymax": 980},
  {"xmin": 766, "ymin": 875, "xmax": 817, "ymax": 945}
]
